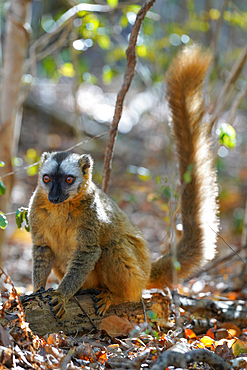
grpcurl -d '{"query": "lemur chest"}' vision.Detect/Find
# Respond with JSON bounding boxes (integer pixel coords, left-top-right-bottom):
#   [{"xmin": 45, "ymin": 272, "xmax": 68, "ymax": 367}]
[{"xmin": 42, "ymin": 208, "xmax": 78, "ymax": 258}]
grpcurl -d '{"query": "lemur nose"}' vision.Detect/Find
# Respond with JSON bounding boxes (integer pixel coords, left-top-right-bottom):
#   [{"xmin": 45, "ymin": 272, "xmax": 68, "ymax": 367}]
[{"xmin": 48, "ymin": 194, "xmax": 60, "ymax": 204}]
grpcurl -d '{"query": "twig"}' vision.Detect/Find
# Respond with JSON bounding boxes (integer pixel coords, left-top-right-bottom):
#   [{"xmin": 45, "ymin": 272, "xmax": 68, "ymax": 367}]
[
  {"xmin": 24, "ymin": 2, "xmax": 111, "ymax": 74},
  {"xmin": 208, "ymin": 43, "xmax": 247, "ymax": 133},
  {"xmin": 72, "ymin": 296, "xmax": 97, "ymax": 330},
  {"xmin": 56, "ymin": 3, "xmax": 110, "ymax": 27},
  {"xmin": 1, "ymin": 131, "xmax": 108, "ymax": 179},
  {"xmin": 185, "ymin": 244, "xmax": 247, "ymax": 282},
  {"xmin": 64, "ymin": 131, "xmax": 109, "ymax": 152},
  {"xmin": 228, "ymin": 84, "xmax": 247, "ymax": 126},
  {"xmin": 241, "ymin": 200, "xmax": 247, "ymax": 247},
  {"xmin": 28, "ymin": 23, "xmax": 72, "ymax": 86},
  {"xmin": 215, "ymin": 230, "xmax": 245, "ymax": 263},
  {"xmin": 101, "ymin": 0, "xmax": 156, "ymax": 194},
  {"xmin": 210, "ymin": 0, "xmax": 230, "ymax": 60},
  {"xmin": 141, "ymin": 298, "xmax": 147, "ymax": 323}
]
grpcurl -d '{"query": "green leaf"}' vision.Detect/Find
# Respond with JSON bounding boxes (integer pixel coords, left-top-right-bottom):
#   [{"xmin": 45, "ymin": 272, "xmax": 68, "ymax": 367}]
[
  {"xmin": 153, "ymin": 331, "xmax": 159, "ymax": 341},
  {"xmin": 16, "ymin": 207, "xmax": 30, "ymax": 232},
  {"xmin": 102, "ymin": 65, "xmax": 114, "ymax": 85},
  {"xmin": 106, "ymin": 0, "xmax": 118, "ymax": 8},
  {"xmin": 16, "ymin": 208, "xmax": 23, "ymax": 229},
  {"xmin": 137, "ymin": 45, "xmax": 147, "ymax": 58},
  {"xmin": 59, "ymin": 63, "xmax": 75, "ymax": 78},
  {"xmin": 0, "ymin": 212, "xmax": 8, "ymax": 229},
  {"xmin": 97, "ymin": 35, "xmax": 111, "ymax": 50},
  {"xmin": 163, "ymin": 187, "xmax": 171, "ymax": 199},
  {"xmin": 218, "ymin": 123, "xmax": 236, "ymax": 149},
  {"xmin": 0, "ymin": 180, "xmax": 6, "ymax": 195},
  {"xmin": 155, "ymin": 175, "xmax": 161, "ymax": 185},
  {"xmin": 0, "ymin": 161, "xmax": 5, "ymax": 167},
  {"xmin": 147, "ymin": 310, "xmax": 158, "ymax": 320}
]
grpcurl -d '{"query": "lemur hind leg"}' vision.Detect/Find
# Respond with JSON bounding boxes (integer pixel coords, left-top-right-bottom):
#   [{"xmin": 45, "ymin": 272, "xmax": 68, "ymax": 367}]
[{"xmin": 94, "ymin": 238, "xmax": 151, "ymax": 315}]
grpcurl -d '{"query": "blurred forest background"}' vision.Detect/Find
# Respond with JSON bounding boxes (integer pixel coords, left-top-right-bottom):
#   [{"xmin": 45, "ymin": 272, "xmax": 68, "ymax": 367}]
[{"xmin": 0, "ymin": 0, "xmax": 247, "ymax": 296}]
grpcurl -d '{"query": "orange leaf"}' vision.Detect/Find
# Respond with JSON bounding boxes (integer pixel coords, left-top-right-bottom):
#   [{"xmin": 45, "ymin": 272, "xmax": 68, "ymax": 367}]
[
  {"xmin": 47, "ymin": 333, "xmax": 58, "ymax": 346},
  {"xmin": 200, "ymin": 336, "xmax": 215, "ymax": 349},
  {"xmin": 227, "ymin": 292, "xmax": 238, "ymax": 300},
  {"xmin": 97, "ymin": 351, "xmax": 107, "ymax": 364},
  {"xmin": 206, "ymin": 328, "xmax": 215, "ymax": 339},
  {"xmin": 184, "ymin": 328, "xmax": 197, "ymax": 339}
]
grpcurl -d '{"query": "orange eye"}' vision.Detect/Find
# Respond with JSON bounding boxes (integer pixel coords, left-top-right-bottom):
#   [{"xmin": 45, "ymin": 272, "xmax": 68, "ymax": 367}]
[
  {"xmin": 43, "ymin": 175, "xmax": 50, "ymax": 183},
  {"xmin": 66, "ymin": 176, "xmax": 74, "ymax": 184}
]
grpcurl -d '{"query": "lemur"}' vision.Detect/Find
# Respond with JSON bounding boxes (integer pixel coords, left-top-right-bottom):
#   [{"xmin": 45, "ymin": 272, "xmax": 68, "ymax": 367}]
[{"xmin": 29, "ymin": 45, "xmax": 218, "ymax": 319}]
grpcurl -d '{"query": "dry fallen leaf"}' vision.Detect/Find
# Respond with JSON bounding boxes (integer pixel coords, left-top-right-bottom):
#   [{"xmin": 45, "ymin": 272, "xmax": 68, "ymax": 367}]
[{"xmin": 99, "ymin": 315, "xmax": 134, "ymax": 336}]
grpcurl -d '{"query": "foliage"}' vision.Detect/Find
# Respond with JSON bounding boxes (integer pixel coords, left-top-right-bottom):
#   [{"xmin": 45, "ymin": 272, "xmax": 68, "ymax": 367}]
[
  {"xmin": 16, "ymin": 207, "xmax": 30, "ymax": 232},
  {"xmin": 0, "ymin": 211, "xmax": 8, "ymax": 229},
  {"xmin": 217, "ymin": 123, "xmax": 236, "ymax": 149},
  {"xmin": 0, "ymin": 179, "xmax": 6, "ymax": 195}
]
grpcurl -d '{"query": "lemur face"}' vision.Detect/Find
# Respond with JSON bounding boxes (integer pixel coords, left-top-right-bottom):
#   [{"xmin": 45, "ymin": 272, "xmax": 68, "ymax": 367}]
[{"xmin": 39, "ymin": 152, "xmax": 93, "ymax": 204}]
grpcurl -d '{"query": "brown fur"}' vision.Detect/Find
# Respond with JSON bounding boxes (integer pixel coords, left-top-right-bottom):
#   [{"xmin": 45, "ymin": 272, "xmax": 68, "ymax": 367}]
[
  {"xmin": 148, "ymin": 45, "xmax": 218, "ymax": 288},
  {"xmin": 29, "ymin": 45, "xmax": 218, "ymax": 317}
]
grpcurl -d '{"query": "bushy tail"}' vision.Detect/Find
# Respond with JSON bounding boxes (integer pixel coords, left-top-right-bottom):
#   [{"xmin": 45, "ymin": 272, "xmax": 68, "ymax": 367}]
[{"xmin": 148, "ymin": 45, "xmax": 218, "ymax": 289}]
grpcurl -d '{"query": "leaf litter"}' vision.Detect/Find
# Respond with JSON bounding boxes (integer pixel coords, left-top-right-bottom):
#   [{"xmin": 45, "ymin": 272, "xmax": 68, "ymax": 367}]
[{"xmin": 1, "ymin": 267, "xmax": 247, "ymax": 369}]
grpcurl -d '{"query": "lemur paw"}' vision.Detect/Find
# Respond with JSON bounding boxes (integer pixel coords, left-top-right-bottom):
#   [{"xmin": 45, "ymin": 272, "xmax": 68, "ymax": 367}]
[
  {"xmin": 44, "ymin": 290, "xmax": 67, "ymax": 319},
  {"xmin": 94, "ymin": 290, "xmax": 112, "ymax": 316}
]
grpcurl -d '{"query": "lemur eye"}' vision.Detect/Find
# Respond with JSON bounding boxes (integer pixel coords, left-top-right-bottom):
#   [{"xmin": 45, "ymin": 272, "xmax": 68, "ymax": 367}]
[
  {"xmin": 43, "ymin": 175, "xmax": 50, "ymax": 183},
  {"xmin": 66, "ymin": 176, "xmax": 74, "ymax": 184}
]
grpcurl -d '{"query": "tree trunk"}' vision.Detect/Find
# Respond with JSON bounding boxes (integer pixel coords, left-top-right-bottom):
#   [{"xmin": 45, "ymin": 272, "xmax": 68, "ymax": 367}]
[{"xmin": 0, "ymin": 0, "xmax": 31, "ymax": 262}]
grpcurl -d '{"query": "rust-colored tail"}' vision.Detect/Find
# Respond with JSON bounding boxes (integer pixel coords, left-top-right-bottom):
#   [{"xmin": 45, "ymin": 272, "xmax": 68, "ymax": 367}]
[{"xmin": 148, "ymin": 45, "xmax": 218, "ymax": 289}]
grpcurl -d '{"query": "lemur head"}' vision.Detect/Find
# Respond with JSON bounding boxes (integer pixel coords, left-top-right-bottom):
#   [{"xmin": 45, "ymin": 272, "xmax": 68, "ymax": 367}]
[{"xmin": 39, "ymin": 151, "xmax": 93, "ymax": 204}]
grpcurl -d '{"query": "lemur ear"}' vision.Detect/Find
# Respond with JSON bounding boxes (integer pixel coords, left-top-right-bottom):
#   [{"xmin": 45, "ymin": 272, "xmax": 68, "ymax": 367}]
[
  {"xmin": 79, "ymin": 154, "xmax": 93, "ymax": 175},
  {"xmin": 40, "ymin": 152, "xmax": 51, "ymax": 166}
]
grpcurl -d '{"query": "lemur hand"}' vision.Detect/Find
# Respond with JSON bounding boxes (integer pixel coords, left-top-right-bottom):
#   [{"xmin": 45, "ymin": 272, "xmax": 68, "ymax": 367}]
[
  {"xmin": 44, "ymin": 290, "xmax": 67, "ymax": 319},
  {"xmin": 93, "ymin": 289, "xmax": 113, "ymax": 316}
]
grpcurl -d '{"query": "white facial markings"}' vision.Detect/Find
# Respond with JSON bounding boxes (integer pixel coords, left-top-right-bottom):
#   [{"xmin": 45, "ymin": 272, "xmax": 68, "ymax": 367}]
[
  {"xmin": 59, "ymin": 154, "xmax": 81, "ymax": 177},
  {"xmin": 40, "ymin": 157, "xmax": 58, "ymax": 176},
  {"xmin": 40, "ymin": 158, "xmax": 57, "ymax": 192}
]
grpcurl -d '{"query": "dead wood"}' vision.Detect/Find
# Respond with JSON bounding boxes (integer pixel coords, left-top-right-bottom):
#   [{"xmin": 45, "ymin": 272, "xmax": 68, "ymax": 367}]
[
  {"xmin": 173, "ymin": 292, "xmax": 247, "ymax": 331},
  {"xmin": 152, "ymin": 348, "xmax": 232, "ymax": 370},
  {"xmin": 3, "ymin": 289, "xmax": 171, "ymax": 337}
]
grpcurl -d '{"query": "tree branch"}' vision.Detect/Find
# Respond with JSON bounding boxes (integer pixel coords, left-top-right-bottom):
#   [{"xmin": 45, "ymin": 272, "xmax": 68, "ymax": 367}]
[
  {"xmin": 208, "ymin": 43, "xmax": 247, "ymax": 133},
  {"xmin": 152, "ymin": 349, "xmax": 232, "ymax": 370},
  {"xmin": 101, "ymin": 0, "xmax": 156, "ymax": 194}
]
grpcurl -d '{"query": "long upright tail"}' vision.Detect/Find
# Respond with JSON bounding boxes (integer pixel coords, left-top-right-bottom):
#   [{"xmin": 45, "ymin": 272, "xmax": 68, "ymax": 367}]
[{"xmin": 148, "ymin": 45, "xmax": 218, "ymax": 289}]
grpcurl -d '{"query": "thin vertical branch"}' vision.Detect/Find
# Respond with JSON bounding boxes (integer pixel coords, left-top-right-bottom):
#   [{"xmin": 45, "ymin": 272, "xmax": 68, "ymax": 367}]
[
  {"xmin": 208, "ymin": 43, "xmax": 247, "ymax": 133},
  {"xmin": 210, "ymin": 0, "xmax": 230, "ymax": 56},
  {"xmin": 228, "ymin": 84, "xmax": 247, "ymax": 126},
  {"xmin": 101, "ymin": 0, "xmax": 156, "ymax": 194}
]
